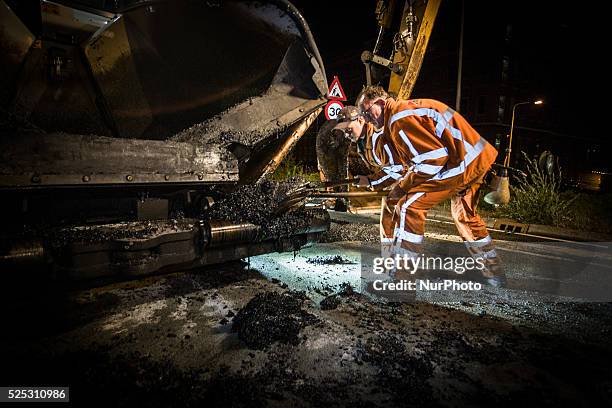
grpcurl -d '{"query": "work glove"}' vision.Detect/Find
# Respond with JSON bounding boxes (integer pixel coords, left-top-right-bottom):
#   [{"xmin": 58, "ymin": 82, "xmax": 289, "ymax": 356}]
[{"xmin": 354, "ymin": 175, "xmax": 371, "ymax": 188}]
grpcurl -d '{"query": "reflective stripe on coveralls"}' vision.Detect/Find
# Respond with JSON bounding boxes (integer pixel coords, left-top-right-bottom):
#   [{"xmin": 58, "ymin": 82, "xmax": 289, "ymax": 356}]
[
  {"xmin": 389, "ymin": 107, "xmax": 460, "ymax": 139},
  {"xmin": 371, "ymin": 131, "xmax": 383, "ymax": 165},
  {"xmin": 370, "ymin": 138, "xmax": 404, "ymax": 185},
  {"xmin": 370, "ymin": 174, "xmax": 392, "ymax": 186},
  {"xmin": 391, "ymin": 107, "xmax": 487, "ymax": 182},
  {"xmin": 381, "ymin": 146, "xmax": 404, "ymax": 179},
  {"xmin": 430, "ymin": 138, "xmax": 486, "ymax": 181},
  {"xmin": 479, "ymin": 249, "xmax": 498, "ymax": 259},
  {"xmin": 464, "ymin": 235, "xmax": 492, "ymax": 247},
  {"xmin": 370, "ymin": 164, "xmax": 404, "ymax": 186},
  {"xmin": 394, "ymin": 192, "xmax": 425, "ymax": 244},
  {"xmin": 464, "ymin": 236, "xmax": 498, "ymax": 258},
  {"xmin": 369, "ymin": 131, "xmax": 404, "ymax": 185}
]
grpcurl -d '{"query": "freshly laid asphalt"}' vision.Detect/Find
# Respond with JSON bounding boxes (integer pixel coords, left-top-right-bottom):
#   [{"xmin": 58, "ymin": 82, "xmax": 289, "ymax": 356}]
[{"xmin": 1, "ymin": 212, "xmax": 611, "ymax": 407}]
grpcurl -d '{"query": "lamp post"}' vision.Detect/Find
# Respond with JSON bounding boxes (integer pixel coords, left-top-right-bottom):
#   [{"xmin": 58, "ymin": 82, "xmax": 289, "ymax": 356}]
[
  {"xmin": 455, "ymin": 0, "xmax": 465, "ymax": 112},
  {"xmin": 504, "ymin": 99, "xmax": 543, "ymax": 166}
]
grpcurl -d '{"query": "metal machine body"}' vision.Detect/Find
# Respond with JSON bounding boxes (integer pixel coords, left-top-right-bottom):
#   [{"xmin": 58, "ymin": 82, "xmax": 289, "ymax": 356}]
[
  {"xmin": 362, "ymin": 0, "xmax": 441, "ymax": 98},
  {"xmin": 0, "ymin": 0, "xmax": 330, "ymax": 279}
]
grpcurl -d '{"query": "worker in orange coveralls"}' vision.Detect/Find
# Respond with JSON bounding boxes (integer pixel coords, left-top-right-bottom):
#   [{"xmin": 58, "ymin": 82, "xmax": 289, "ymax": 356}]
[{"xmin": 332, "ymin": 86, "xmax": 505, "ymax": 287}]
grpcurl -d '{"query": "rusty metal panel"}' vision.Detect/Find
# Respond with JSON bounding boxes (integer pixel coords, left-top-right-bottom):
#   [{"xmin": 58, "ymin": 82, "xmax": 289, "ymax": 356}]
[
  {"xmin": 0, "ymin": 132, "xmax": 238, "ymax": 187},
  {"xmin": 84, "ymin": 0, "xmax": 325, "ymax": 142},
  {"xmin": 84, "ymin": 15, "xmax": 153, "ymax": 138},
  {"xmin": 0, "ymin": 0, "xmax": 35, "ymax": 105}
]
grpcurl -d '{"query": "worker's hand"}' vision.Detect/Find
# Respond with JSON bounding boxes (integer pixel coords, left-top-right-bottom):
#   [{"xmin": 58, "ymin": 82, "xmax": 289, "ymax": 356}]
[
  {"xmin": 387, "ymin": 183, "xmax": 406, "ymax": 201},
  {"xmin": 354, "ymin": 175, "xmax": 371, "ymax": 188}
]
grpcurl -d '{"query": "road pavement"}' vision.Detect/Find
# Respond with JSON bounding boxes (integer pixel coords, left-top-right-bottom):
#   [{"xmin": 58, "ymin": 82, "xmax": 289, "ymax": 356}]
[{"xmin": 1, "ymin": 214, "xmax": 611, "ymax": 406}]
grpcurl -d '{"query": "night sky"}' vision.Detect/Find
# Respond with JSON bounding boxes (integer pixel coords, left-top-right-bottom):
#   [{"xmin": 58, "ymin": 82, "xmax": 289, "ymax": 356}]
[{"xmin": 291, "ymin": 0, "xmax": 594, "ymax": 143}]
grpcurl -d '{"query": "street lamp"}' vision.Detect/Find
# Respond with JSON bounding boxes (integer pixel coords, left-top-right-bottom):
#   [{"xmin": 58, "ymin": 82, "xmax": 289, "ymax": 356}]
[{"xmin": 504, "ymin": 100, "xmax": 544, "ymax": 166}]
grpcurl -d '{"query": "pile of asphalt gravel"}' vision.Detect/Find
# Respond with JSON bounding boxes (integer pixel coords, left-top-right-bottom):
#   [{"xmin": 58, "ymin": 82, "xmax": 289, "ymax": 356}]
[
  {"xmin": 322, "ymin": 222, "xmax": 379, "ymax": 243},
  {"xmin": 319, "ymin": 295, "xmax": 341, "ymax": 310},
  {"xmin": 356, "ymin": 332, "xmax": 435, "ymax": 405},
  {"xmin": 307, "ymin": 255, "xmax": 355, "ymax": 265},
  {"xmin": 170, "ymin": 95, "xmax": 284, "ymax": 148},
  {"xmin": 172, "ymin": 123, "xmax": 271, "ymax": 148},
  {"xmin": 44, "ymin": 219, "xmax": 194, "ymax": 248},
  {"xmin": 232, "ymin": 291, "xmax": 318, "ymax": 350},
  {"xmin": 319, "ymin": 283, "xmax": 357, "ymax": 311},
  {"xmin": 207, "ymin": 179, "xmax": 318, "ymax": 239}
]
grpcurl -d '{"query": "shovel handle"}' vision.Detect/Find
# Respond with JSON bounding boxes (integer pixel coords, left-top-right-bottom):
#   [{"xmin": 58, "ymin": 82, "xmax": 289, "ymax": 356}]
[{"xmin": 318, "ymin": 178, "xmax": 359, "ymax": 188}]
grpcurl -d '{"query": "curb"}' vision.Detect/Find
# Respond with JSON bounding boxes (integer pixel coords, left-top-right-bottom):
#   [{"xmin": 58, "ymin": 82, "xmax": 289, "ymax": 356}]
[
  {"xmin": 328, "ymin": 210, "xmax": 378, "ymax": 225},
  {"xmin": 427, "ymin": 209, "xmax": 612, "ymax": 242},
  {"xmin": 330, "ymin": 209, "xmax": 612, "ymax": 242},
  {"xmin": 427, "ymin": 209, "xmax": 494, "ymax": 228}
]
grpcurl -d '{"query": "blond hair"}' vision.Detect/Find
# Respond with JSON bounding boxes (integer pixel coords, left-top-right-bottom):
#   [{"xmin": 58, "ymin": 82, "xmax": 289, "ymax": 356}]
[{"xmin": 355, "ymin": 85, "xmax": 389, "ymax": 108}]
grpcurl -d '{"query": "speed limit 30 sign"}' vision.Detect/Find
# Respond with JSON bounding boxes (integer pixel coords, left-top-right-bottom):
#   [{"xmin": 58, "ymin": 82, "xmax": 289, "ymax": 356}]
[
  {"xmin": 324, "ymin": 100, "xmax": 344, "ymax": 120},
  {"xmin": 324, "ymin": 75, "xmax": 347, "ymax": 120}
]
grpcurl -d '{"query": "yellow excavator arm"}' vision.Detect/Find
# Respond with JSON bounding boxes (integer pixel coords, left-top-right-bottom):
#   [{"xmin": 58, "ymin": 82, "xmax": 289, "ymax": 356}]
[
  {"xmin": 339, "ymin": 0, "xmax": 442, "ymax": 210},
  {"xmin": 363, "ymin": 0, "xmax": 442, "ymax": 98}
]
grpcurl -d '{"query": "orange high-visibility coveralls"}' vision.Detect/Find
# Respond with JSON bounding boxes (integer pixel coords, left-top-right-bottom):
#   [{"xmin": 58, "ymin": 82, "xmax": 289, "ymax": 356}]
[{"xmin": 363, "ymin": 98, "xmax": 501, "ymax": 278}]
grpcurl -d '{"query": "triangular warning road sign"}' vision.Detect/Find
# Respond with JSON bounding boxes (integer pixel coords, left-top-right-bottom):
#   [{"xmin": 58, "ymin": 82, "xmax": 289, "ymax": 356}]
[{"xmin": 327, "ymin": 76, "xmax": 347, "ymax": 101}]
